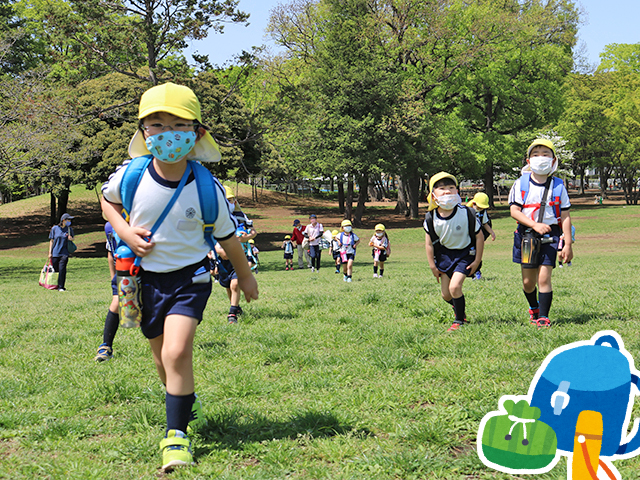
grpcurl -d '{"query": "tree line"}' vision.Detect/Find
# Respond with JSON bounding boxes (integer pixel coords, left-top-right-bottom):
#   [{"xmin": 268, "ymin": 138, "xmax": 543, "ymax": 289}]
[{"xmin": 1, "ymin": 0, "xmax": 639, "ymax": 226}]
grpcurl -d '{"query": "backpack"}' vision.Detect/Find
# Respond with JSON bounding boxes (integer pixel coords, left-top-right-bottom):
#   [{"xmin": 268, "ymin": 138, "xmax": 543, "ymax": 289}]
[
  {"xmin": 120, "ymin": 155, "xmax": 220, "ymax": 252},
  {"xmin": 519, "ymin": 173, "xmax": 564, "ymax": 226},
  {"xmin": 338, "ymin": 232, "xmax": 356, "ymax": 250},
  {"xmin": 424, "ymin": 205, "xmax": 477, "ymax": 253}
]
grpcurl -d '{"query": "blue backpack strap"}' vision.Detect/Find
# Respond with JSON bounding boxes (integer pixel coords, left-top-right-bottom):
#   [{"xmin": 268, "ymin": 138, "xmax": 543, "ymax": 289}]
[
  {"xmin": 190, "ymin": 161, "xmax": 220, "ymax": 251},
  {"xmin": 550, "ymin": 176, "xmax": 564, "ymax": 225},
  {"xmin": 120, "ymin": 155, "xmax": 154, "ymax": 222},
  {"xmin": 520, "ymin": 172, "xmax": 531, "ymax": 203}
]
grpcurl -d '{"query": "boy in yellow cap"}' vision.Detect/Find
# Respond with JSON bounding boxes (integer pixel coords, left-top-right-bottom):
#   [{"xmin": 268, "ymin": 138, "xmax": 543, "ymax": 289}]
[
  {"xmin": 282, "ymin": 235, "xmax": 294, "ymax": 270},
  {"xmin": 466, "ymin": 192, "xmax": 496, "ymax": 280},
  {"xmin": 508, "ymin": 138, "xmax": 572, "ymax": 329},
  {"xmin": 424, "ymin": 172, "xmax": 484, "ymax": 331},
  {"xmin": 101, "ymin": 83, "xmax": 258, "ymax": 472}
]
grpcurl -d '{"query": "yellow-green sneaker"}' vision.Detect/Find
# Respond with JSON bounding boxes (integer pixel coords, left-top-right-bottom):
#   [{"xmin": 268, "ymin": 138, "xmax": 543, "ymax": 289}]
[
  {"xmin": 160, "ymin": 429, "xmax": 194, "ymax": 472},
  {"xmin": 187, "ymin": 394, "xmax": 207, "ymax": 434}
]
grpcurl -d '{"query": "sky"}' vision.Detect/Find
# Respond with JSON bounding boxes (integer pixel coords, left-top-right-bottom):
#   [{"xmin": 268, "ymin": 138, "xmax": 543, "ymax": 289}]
[{"xmin": 187, "ymin": 0, "xmax": 640, "ymax": 68}]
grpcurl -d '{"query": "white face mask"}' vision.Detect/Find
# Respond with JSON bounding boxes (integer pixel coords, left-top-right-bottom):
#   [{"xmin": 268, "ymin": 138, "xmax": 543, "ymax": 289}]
[
  {"xmin": 343, "ymin": 226, "xmax": 352, "ymax": 233},
  {"xmin": 228, "ymin": 201, "xmax": 235, "ymax": 212},
  {"xmin": 375, "ymin": 231, "xmax": 384, "ymax": 238},
  {"xmin": 435, "ymin": 193, "xmax": 460, "ymax": 210},
  {"xmin": 529, "ymin": 156, "xmax": 555, "ymax": 175}
]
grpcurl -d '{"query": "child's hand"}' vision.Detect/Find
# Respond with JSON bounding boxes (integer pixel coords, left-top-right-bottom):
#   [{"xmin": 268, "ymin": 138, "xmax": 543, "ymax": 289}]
[
  {"xmin": 122, "ymin": 226, "xmax": 155, "ymax": 257},
  {"xmin": 430, "ymin": 265, "xmax": 443, "ymax": 283},
  {"xmin": 466, "ymin": 260, "xmax": 481, "ymax": 275},
  {"xmin": 532, "ymin": 222, "xmax": 551, "ymax": 236},
  {"xmin": 238, "ymin": 274, "xmax": 259, "ymax": 302},
  {"xmin": 490, "ymin": 231, "xmax": 496, "ymax": 241},
  {"xmin": 559, "ymin": 244, "xmax": 573, "ymax": 264}
]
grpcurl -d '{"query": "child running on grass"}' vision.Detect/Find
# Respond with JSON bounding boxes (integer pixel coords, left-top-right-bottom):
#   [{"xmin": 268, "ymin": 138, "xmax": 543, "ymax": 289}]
[
  {"xmin": 369, "ymin": 223, "xmax": 390, "ymax": 278},
  {"xmin": 282, "ymin": 235, "xmax": 294, "ymax": 270},
  {"xmin": 509, "ymin": 139, "xmax": 572, "ymax": 328},
  {"xmin": 330, "ymin": 230, "xmax": 341, "ymax": 273},
  {"xmin": 424, "ymin": 172, "xmax": 483, "ymax": 332},
  {"xmin": 466, "ymin": 192, "xmax": 496, "ymax": 280},
  {"xmin": 101, "ymin": 82, "xmax": 258, "ymax": 472},
  {"xmin": 337, "ymin": 219, "xmax": 360, "ymax": 282},
  {"xmin": 94, "ymin": 221, "xmax": 120, "ymax": 362}
]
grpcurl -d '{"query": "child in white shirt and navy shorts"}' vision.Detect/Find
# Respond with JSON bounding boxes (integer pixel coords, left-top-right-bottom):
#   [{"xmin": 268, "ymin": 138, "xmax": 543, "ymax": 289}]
[{"xmin": 509, "ymin": 138, "xmax": 572, "ymax": 328}]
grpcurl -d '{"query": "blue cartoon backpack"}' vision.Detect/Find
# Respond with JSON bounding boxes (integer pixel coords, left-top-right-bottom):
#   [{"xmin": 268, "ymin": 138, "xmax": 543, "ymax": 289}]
[{"xmin": 528, "ymin": 332, "xmax": 640, "ymax": 457}]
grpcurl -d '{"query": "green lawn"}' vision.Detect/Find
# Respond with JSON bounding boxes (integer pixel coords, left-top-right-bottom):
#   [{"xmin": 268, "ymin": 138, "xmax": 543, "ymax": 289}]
[{"xmin": 1, "ymin": 196, "xmax": 640, "ymax": 479}]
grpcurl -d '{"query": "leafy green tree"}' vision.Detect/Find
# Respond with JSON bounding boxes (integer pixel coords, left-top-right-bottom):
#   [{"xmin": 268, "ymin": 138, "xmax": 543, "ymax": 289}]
[{"xmin": 597, "ymin": 43, "xmax": 640, "ymax": 74}]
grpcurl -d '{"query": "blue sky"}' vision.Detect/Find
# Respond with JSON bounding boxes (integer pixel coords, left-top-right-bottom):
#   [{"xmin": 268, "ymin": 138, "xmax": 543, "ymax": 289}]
[{"xmin": 187, "ymin": 0, "xmax": 640, "ymax": 68}]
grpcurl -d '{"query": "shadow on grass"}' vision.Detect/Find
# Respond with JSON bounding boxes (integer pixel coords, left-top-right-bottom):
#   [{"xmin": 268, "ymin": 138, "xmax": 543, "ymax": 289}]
[{"xmin": 198, "ymin": 409, "xmax": 372, "ymax": 451}]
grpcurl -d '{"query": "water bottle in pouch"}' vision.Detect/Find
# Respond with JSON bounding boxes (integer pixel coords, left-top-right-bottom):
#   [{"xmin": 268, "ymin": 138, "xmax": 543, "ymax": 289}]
[
  {"xmin": 115, "ymin": 245, "xmax": 142, "ymax": 328},
  {"xmin": 521, "ymin": 230, "xmax": 541, "ymax": 268}
]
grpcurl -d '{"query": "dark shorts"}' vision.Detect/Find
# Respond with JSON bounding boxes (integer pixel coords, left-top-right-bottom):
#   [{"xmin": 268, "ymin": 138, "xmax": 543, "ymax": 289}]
[
  {"xmin": 284, "ymin": 253, "xmax": 293, "ymax": 259},
  {"xmin": 218, "ymin": 260, "xmax": 238, "ymax": 289},
  {"xmin": 435, "ymin": 245, "xmax": 475, "ymax": 278},
  {"xmin": 372, "ymin": 250, "xmax": 388, "ymax": 262},
  {"xmin": 332, "ymin": 252, "xmax": 341, "ymax": 260},
  {"xmin": 512, "ymin": 225, "xmax": 561, "ymax": 268},
  {"xmin": 111, "ymin": 274, "xmax": 118, "ymax": 296},
  {"xmin": 341, "ymin": 253, "xmax": 356, "ymax": 263},
  {"xmin": 140, "ymin": 258, "xmax": 212, "ymax": 339}
]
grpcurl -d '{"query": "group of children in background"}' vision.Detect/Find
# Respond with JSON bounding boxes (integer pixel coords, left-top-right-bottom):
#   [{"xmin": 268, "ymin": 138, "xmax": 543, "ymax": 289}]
[{"xmin": 282, "ymin": 220, "xmax": 390, "ymax": 282}]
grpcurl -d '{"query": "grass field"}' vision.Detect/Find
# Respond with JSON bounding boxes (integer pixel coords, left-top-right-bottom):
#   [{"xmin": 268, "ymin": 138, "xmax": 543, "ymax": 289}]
[{"xmin": 1, "ymin": 190, "xmax": 640, "ymax": 479}]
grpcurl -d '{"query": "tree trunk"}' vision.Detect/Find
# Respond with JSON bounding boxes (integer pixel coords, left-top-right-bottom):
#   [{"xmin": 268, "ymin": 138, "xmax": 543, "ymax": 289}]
[
  {"xmin": 57, "ymin": 189, "xmax": 69, "ymax": 220},
  {"xmin": 338, "ymin": 181, "xmax": 345, "ymax": 214},
  {"xmin": 354, "ymin": 174, "xmax": 368, "ymax": 226},
  {"xmin": 405, "ymin": 174, "xmax": 421, "ymax": 219},
  {"xmin": 483, "ymin": 160, "xmax": 495, "ymax": 208},
  {"xmin": 345, "ymin": 177, "xmax": 354, "ymax": 220},
  {"xmin": 394, "ymin": 175, "xmax": 409, "ymax": 215},
  {"xmin": 50, "ymin": 192, "xmax": 57, "ymax": 226}
]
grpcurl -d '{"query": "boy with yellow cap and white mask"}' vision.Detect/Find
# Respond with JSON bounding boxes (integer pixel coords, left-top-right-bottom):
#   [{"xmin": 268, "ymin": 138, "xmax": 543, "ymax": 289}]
[
  {"xmin": 101, "ymin": 83, "xmax": 258, "ymax": 472},
  {"xmin": 509, "ymin": 138, "xmax": 572, "ymax": 329},
  {"xmin": 424, "ymin": 172, "xmax": 484, "ymax": 331}
]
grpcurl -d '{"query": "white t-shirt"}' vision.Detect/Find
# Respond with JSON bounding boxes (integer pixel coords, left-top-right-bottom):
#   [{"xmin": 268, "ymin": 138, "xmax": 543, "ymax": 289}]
[
  {"xmin": 338, "ymin": 232, "xmax": 359, "ymax": 254},
  {"xmin": 423, "ymin": 205, "xmax": 481, "ymax": 250},
  {"xmin": 508, "ymin": 176, "xmax": 571, "ymax": 225},
  {"xmin": 102, "ymin": 160, "xmax": 237, "ymax": 273},
  {"xmin": 369, "ymin": 235, "xmax": 389, "ymax": 253}
]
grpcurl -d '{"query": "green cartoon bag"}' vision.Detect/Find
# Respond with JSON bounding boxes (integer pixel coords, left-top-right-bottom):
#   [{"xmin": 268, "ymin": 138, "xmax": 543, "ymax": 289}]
[{"xmin": 480, "ymin": 399, "xmax": 557, "ymax": 471}]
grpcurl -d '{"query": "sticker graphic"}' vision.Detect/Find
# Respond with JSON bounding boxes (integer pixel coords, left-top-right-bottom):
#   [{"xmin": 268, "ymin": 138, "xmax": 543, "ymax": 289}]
[{"xmin": 478, "ymin": 331, "xmax": 640, "ymax": 479}]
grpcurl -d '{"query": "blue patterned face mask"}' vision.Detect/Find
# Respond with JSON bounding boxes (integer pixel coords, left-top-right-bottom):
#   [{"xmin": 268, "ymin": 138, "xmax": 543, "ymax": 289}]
[{"xmin": 145, "ymin": 130, "xmax": 197, "ymax": 163}]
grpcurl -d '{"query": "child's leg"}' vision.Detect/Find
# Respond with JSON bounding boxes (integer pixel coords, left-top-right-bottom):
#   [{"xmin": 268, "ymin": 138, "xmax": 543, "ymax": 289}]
[
  {"xmin": 521, "ymin": 267, "xmax": 540, "ymax": 319},
  {"xmin": 448, "ymin": 271, "xmax": 467, "ymax": 323},
  {"xmin": 373, "ymin": 260, "xmax": 378, "ymax": 275},
  {"xmin": 149, "ymin": 315, "xmax": 198, "ymax": 433},
  {"xmin": 537, "ymin": 265, "xmax": 553, "ymax": 318},
  {"xmin": 346, "ymin": 259, "xmax": 354, "ymax": 276},
  {"xmin": 379, "ymin": 261, "xmax": 384, "ymax": 277}
]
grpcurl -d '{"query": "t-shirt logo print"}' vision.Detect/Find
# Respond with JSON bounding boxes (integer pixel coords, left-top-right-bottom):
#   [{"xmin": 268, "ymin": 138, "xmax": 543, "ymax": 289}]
[
  {"xmin": 456, "ymin": 225, "xmax": 462, "ymax": 231},
  {"xmin": 185, "ymin": 207, "xmax": 196, "ymax": 219}
]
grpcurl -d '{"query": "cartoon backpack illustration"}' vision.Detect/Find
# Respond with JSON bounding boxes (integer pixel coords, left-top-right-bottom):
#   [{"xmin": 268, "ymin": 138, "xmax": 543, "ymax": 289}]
[{"xmin": 478, "ymin": 331, "xmax": 640, "ymax": 479}]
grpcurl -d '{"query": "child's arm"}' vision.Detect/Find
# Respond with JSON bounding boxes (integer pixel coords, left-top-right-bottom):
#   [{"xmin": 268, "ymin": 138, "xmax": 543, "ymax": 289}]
[
  {"xmin": 483, "ymin": 224, "xmax": 496, "ymax": 241},
  {"xmin": 424, "ymin": 233, "xmax": 442, "ymax": 282},
  {"xmin": 218, "ymin": 235, "xmax": 259, "ymax": 302},
  {"xmin": 466, "ymin": 232, "xmax": 485, "ymax": 275},
  {"xmin": 510, "ymin": 204, "xmax": 551, "ymax": 235},
  {"xmin": 101, "ymin": 196, "xmax": 154, "ymax": 257},
  {"xmin": 558, "ymin": 211, "xmax": 573, "ymax": 264}
]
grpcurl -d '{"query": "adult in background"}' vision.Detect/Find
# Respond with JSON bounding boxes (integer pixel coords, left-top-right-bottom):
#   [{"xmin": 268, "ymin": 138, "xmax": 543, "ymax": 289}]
[
  {"xmin": 48, "ymin": 213, "xmax": 75, "ymax": 292},
  {"xmin": 291, "ymin": 219, "xmax": 310, "ymax": 269},
  {"xmin": 306, "ymin": 214, "xmax": 324, "ymax": 272}
]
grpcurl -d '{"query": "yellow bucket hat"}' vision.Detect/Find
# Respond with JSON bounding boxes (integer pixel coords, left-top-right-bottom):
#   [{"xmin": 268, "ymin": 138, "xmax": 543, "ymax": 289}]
[
  {"xmin": 341, "ymin": 219, "xmax": 352, "ymax": 227},
  {"xmin": 374, "ymin": 223, "xmax": 385, "ymax": 231},
  {"xmin": 428, "ymin": 172, "xmax": 458, "ymax": 211},
  {"xmin": 128, "ymin": 83, "xmax": 221, "ymax": 163},
  {"xmin": 223, "ymin": 185, "xmax": 235, "ymax": 200},
  {"xmin": 469, "ymin": 192, "xmax": 490, "ymax": 210}
]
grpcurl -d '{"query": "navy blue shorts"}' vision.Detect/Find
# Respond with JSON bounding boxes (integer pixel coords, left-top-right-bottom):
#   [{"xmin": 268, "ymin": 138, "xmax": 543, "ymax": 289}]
[
  {"xmin": 140, "ymin": 258, "xmax": 212, "ymax": 339},
  {"xmin": 512, "ymin": 225, "xmax": 561, "ymax": 269},
  {"xmin": 341, "ymin": 253, "xmax": 356, "ymax": 263},
  {"xmin": 332, "ymin": 252, "xmax": 341, "ymax": 260},
  {"xmin": 111, "ymin": 274, "xmax": 117, "ymax": 296},
  {"xmin": 284, "ymin": 253, "xmax": 293, "ymax": 260},
  {"xmin": 218, "ymin": 260, "xmax": 238, "ymax": 289},
  {"xmin": 435, "ymin": 245, "xmax": 475, "ymax": 278}
]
